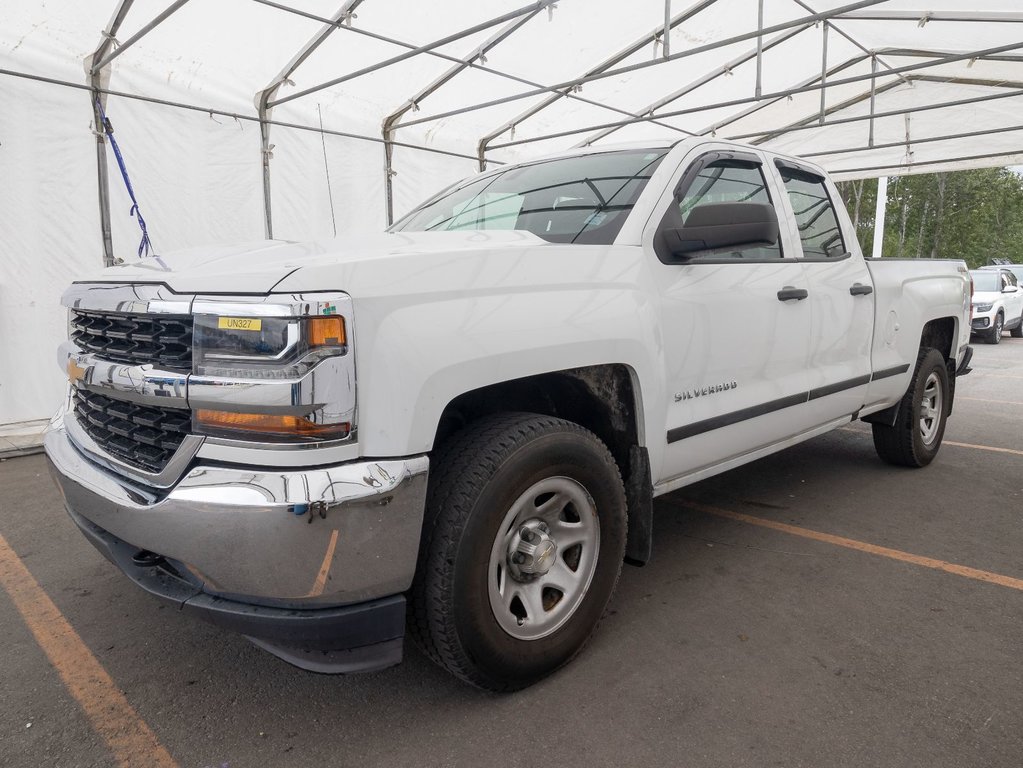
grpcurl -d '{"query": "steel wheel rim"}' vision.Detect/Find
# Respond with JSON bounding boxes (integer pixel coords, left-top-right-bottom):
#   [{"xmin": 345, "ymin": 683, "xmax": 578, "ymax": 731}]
[
  {"xmin": 919, "ymin": 371, "xmax": 943, "ymax": 446},
  {"xmin": 488, "ymin": 476, "xmax": 600, "ymax": 641},
  {"xmin": 995, "ymin": 315, "xmax": 1003, "ymax": 336}
]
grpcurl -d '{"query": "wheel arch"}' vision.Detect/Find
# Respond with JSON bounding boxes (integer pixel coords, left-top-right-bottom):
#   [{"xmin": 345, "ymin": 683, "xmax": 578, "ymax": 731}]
[
  {"xmin": 431, "ymin": 364, "xmax": 655, "ymax": 565},
  {"xmin": 865, "ymin": 316, "xmax": 959, "ymax": 427},
  {"xmin": 919, "ymin": 316, "xmax": 957, "ymax": 361}
]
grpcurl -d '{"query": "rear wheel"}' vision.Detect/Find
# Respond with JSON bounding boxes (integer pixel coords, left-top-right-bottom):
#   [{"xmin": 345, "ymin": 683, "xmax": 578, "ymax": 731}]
[
  {"xmin": 1010, "ymin": 316, "xmax": 1023, "ymax": 338},
  {"xmin": 872, "ymin": 347, "xmax": 949, "ymax": 468},
  {"xmin": 987, "ymin": 312, "xmax": 1004, "ymax": 344},
  {"xmin": 409, "ymin": 413, "xmax": 627, "ymax": 691}
]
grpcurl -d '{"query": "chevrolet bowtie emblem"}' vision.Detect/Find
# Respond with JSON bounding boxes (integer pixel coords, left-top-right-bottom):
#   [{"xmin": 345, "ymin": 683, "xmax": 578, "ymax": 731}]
[{"xmin": 66, "ymin": 358, "xmax": 90, "ymax": 384}]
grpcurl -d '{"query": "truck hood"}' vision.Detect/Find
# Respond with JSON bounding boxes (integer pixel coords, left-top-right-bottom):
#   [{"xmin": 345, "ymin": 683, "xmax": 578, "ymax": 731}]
[{"xmin": 88, "ymin": 231, "xmax": 551, "ymax": 295}]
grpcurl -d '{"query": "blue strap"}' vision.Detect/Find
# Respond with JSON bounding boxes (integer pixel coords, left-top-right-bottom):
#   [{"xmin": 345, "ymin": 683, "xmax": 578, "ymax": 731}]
[{"xmin": 95, "ymin": 98, "xmax": 152, "ymax": 259}]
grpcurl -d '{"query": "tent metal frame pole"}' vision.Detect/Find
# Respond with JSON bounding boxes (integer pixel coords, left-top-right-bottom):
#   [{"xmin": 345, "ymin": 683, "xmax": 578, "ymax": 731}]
[
  {"xmin": 476, "ymin": 0, "xmax": 720, "ymax": 168},
  {"xmin": 484, "ymin": 42, "xmax": 1023, "ymax": 151},
  {"xmin": 789, "ymin": 0, "xmax": 908, "ymax": 86},
  {"xmin": 251, "ymin": 0, "xmax": 697, "ymax": 128},
  {"xmin": 258, "ymin": 117, "xmax": 274, "ymax": 240},
  {"xmin": 908, "ymin": 74, "xmax": 1023, "ymax": 89},
  {"xmin": 0, "ymin": 67, "xmax": 493, "ymax": 165},
  {"xmin": 755, "ymin": 0, "xmax": 764, "ymax": 98},
  {"xmin": 819, "ymin": 22, "xmax": 829, "ymax": 125},
  {"xmin": 697, "ymin": 54, "xmax": 869, "ymax": 136},
  {"xmin": 89, "ymin": 0, "xmax": 191, "ymax": 74},
  {"xmin": 254, "ymin": 0, "xmax": 365, "ymax": 240},
  {"xmin": 876, "ymin": 48, "xmax": 1023, "ymax": 63},
  {"xmin": 88, "ymin": 0, "xmax": 137, "ymax": 267},
  {"xmin": 255, "ymin": 0, "xmax": 695, "ymax": 159},
  {"xmin": 738, "ymin": 83, "xmax": 1023, "ymax": 143},
  {"xmin": 699, "ymin": 44, "xmax": 1010, "ymax": 140},
  {"xmin": 868, "ymin": 54, "xmax": 877, "ymax": 147},
  {"xmin": 903, "ymin": 112, "xmax": 913, "ymax": 162},
  {"xmin": 663, "ymin": 0, "xmax": 672, "ymax": 58},
  {"xmin": 802, "ymin": 122, "xmax": 1023, "ymax": 159},
  {"xmin": 267, "ymin": 1, "xmax": 555, "ymax": 109},
  {"xmin": 575, "ymin": 23, "xmax": 813, "ymax": 148},
  {"xmin": 836, "ymin": 10, "xmax": 1023, "ymax": 23},
  {"xmin": 381, "ymin": 10, "xmax": 542, "ymax": 225},
  {"xmin": 401, "ymin": 0, "xmax": 888, "ymax": 136},
  {"xmin": 834, "ymin": 148, "xmax": 1023, "ymax": 178},
  {"xmin": 751, "ymin": 77, "xmax": 904, "ymax": 144},
  {"xmin": 372, "ymin": 14, "xmax": 696, "ymax": 170},
  {"xmin": 871, "ymin": 176, "xmax": 887, "ymax": 258},
  {"xmin": 743, "ymin": 73, "xmax": 1023, "ymax": 144}
]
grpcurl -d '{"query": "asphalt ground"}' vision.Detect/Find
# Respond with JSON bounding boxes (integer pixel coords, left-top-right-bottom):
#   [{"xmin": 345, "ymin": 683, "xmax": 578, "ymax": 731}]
[{"xmin": 2, "ymin": 337, "xmax": 1022, "ymax": 768}]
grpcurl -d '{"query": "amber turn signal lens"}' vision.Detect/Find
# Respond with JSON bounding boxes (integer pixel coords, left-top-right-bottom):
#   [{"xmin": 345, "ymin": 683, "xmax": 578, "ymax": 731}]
[
  {"xmin": 196, "ymin": 410, "xmax": 350, "ymax": 437},
  {"xmin": 307, "ymin": 316, "xmax": 345, "ymax": 347}
]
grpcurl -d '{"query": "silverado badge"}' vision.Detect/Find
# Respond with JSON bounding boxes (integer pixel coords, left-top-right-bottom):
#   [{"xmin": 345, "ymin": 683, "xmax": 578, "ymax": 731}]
[{"xmin": 675, "ymin": 379, "xmax": 738, "ymax": 402}]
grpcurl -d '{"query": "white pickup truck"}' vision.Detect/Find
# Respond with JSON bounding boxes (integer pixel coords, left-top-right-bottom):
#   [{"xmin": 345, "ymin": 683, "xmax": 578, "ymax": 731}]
[{"xmin": 46, "ymin": 139, "xmax": 972, "ymax": 691}]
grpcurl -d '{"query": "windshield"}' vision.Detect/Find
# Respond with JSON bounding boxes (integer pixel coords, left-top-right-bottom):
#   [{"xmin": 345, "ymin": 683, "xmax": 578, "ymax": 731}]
[
  {"xmin": 391, "ymin": 149, "xmax": 669, "ymax": 245},
  {"xmin": 971, "ymin": 271, "xmax": 1001, "ymax": 292}
]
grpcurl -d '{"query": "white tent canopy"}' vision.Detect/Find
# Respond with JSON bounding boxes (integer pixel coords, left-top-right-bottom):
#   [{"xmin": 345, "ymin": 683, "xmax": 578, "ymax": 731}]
[{"xmin": 2, "ymin": 0, "xmax": 1023, "ymax": 426}]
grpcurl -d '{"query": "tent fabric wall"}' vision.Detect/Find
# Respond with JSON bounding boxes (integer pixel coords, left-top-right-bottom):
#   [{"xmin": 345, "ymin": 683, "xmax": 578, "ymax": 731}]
[
  {"xmin": 0, "ymin": 76, "xmax": 99, "ymax": 425},
  {"xmin": 2, "ymin": 1, "xmax": 1023, "ymax": 426}
]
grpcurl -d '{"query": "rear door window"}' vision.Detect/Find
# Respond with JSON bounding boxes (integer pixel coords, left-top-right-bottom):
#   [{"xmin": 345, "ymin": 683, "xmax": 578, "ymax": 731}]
[{"xmin": 779, "ymin": 168, "xmax": 847, "ymax": 259}]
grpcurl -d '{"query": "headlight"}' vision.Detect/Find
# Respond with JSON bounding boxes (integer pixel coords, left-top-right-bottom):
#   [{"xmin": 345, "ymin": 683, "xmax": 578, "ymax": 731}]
[
  {"xmin": 973, "ymin": 303, "xmax": 993, "ymax": 312},
  {"xmin": 189, "ymin": 294, "xmax": 355, "ymax": 443},
  {"xmin": 193, "ymin": 315, "xmax": 345, "ymax": 377}
]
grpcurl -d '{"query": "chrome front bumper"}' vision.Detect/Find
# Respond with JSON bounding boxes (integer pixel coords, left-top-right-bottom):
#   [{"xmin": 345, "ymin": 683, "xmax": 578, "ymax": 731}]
[{"xmin": 44, "ymin": 411, "xmax": 429, "ymax": 608}]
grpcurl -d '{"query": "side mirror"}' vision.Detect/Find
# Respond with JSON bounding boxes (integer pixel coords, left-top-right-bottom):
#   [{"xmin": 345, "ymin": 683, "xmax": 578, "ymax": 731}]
[
  {"xmin": 1002, "ymin": 286, "xmax": 1016, "ymax": 293},
  {"xmin": 664, "ymin": 202, "xmax": 779, "ymax": 259}
]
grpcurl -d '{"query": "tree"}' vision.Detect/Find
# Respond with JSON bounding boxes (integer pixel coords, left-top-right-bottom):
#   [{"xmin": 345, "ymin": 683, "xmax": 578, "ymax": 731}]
[{"xmin": 836, "ymin": 167, "xmax": 1023, "ymax": 268}]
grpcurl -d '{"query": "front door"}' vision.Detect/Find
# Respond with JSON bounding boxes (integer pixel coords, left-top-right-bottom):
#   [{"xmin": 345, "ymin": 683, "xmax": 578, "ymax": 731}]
[{"xmin": 649, "ymin": 148, "xmax": 815, "ymax": 483}]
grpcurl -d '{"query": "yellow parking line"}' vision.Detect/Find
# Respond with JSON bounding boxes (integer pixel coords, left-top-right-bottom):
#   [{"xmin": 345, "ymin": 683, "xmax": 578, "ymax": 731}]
[
  {"xmin": 971, "ymin": 372, "xmax": 1023, "ymax": 380},
  {"xmin": 958, "ymin": 396, "xmax": 1023, "ymax": 406},
  {"xmin": 677, "ymin": 501, "xmax": 1023, "ymax": 592},
  {"xmin": 839, "ymin": 426, "xmax": 1023, "ymax": 457},
  {"xmin": 0, "ymin": 533, "xmax": 177, "ymax": 768},
  {"xmin": 944, "ymin": 440, "xmax": 1023, "ymax": 457}
]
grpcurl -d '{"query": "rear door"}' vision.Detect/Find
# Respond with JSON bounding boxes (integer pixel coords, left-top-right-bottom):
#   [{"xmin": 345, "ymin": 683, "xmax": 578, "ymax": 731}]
[{"xmin": 773, "ymin": 158, "xmax": 875, "ymax": 425}]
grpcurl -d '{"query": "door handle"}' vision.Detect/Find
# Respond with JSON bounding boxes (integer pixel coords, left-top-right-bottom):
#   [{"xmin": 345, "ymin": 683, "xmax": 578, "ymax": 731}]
[
  {"xmin": 849, "ymin": 283, "xmax": 874, "ymax": 296},
  {"xmin": 777, "ymin": 287, "xmax": 809, "ymax": 301}
]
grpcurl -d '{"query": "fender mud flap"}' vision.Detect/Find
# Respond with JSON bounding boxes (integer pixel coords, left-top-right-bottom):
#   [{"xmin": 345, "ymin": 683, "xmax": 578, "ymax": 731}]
[
  {"xmin": 863, "ymin": 352, "xmax": 959, "ymax": 427},
  {"xmin": 862, "ymin": 403, "xmax": 899, "ymax": 428},
  {"xmin": 624, "ymin": 445, "xmax": 653, "ymax": 566}
]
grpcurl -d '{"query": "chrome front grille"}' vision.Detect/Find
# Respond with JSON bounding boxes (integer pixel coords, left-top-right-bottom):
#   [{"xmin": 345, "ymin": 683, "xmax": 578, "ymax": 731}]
[
  {"xmin": 72, "ymin": 386, "xmax": 190, "ymax": 473},
  {"xmin": 71, "ymin": 310, "xmax": 193, "ymax": 370}
]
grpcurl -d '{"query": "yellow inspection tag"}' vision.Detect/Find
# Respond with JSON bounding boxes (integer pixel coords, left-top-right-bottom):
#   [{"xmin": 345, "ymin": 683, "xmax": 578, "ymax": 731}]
[{"xmin": 218, "ymin": 317, "xmax": 262, "ymax": 331}]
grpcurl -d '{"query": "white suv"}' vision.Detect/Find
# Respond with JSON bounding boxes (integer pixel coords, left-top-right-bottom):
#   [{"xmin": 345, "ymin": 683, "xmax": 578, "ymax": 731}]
[{"xmin": 972, "ymin": 268, "xmax": 1023, "ymax": 343}]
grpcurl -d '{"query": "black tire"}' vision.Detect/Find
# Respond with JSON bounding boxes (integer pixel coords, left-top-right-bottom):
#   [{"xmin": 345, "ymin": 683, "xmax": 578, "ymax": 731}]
[
  {"xmin": 987, "ymin": 312, "xmax": 1004, "ymax": 344},
  {"xmin": 872, "ymin": 347, "xmax": 950, "ymax": 468},
  {"xmin": 409, "ymin": 412, "xmax": 627, "ymax": 691},
  {"xmin": 1010, "ymin": 317, "xmax": 1023, "ymax": 338}
]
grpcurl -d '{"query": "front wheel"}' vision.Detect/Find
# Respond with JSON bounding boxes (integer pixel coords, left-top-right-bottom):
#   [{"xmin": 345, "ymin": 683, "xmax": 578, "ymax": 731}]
[
  {"xmin": 987, "ymin": 312, "xmax": 1004, "ymax": 344},
  {"xmin": 872, "ymin": 347, "xmax": 950, "ymax": 468},
  {"xmin": 409, "ymin": 413, "xmax": 627, "ymax": 691}
]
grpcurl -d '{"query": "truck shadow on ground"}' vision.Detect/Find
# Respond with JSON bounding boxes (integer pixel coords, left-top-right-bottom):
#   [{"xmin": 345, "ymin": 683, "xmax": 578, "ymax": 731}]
[{"xmin": 30, "ymin": 423, "xmax": 1021, "ymax": 766}]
